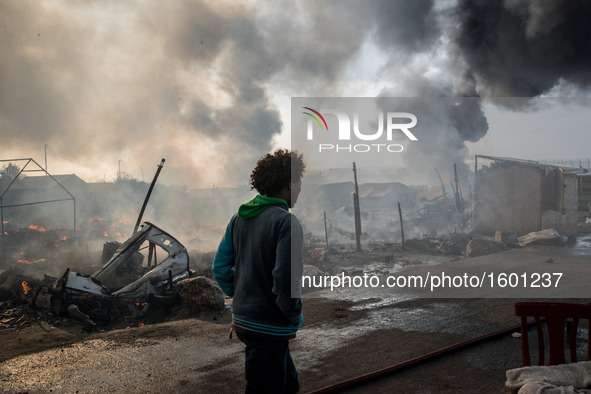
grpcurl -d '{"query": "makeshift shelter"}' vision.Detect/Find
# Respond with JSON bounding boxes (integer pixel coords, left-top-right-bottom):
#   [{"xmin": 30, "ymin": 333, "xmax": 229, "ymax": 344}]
[{"xmin": 473, "ymin": 155, "xmax": 586, "ymax": 236}]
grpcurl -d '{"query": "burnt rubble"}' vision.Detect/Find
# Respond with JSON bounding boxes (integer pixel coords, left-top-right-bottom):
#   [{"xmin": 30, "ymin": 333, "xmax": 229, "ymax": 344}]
[
  {"xmin": 0, "ymin": 222, "xmax": 194, "ymax": 330},
  {"xmin": 0, "ymin": 270, "xmax": 48, "ymax": 332}
]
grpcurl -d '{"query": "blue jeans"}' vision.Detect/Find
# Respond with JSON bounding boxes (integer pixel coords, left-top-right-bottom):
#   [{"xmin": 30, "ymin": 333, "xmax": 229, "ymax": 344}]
[{"xmin": 236, "ymin": 331, "xmax": 300, "ymax": 394}]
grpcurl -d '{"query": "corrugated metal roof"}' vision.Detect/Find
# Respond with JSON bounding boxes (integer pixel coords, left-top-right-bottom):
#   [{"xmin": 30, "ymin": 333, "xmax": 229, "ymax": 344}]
[{"xmin": 475, "ymin": 155, "xmax": 588, "ymax": 175}]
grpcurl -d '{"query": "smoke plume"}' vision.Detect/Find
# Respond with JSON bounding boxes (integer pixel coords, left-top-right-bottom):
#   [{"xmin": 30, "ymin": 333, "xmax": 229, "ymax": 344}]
[{"xmin": 1, "ymin": 0, "xmax": 590, "ymax": 190}]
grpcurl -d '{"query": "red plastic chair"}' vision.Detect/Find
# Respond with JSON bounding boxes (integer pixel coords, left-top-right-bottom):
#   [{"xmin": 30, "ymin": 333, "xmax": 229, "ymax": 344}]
[{"xmin": 515, "ymin": 302, "xmax": 591, "ymax": 366}]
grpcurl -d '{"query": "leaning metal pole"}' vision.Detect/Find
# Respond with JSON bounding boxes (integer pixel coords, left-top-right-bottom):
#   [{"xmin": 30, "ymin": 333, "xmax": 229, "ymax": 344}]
[{"xmin": 133, "ymin": 158, "xmax": 165, "ymax": 234}]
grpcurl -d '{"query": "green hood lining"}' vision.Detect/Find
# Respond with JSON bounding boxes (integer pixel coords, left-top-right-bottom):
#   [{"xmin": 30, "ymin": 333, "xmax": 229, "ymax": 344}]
[{"xmin": 238, "ymin": 195, "xmax": 289, "ymax": 220}]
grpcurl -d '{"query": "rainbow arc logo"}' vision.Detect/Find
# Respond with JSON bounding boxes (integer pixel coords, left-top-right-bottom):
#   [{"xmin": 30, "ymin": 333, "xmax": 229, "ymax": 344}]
[{"xmin": 302, "ymin": 107, "xmax": 328, "ymax": 131}]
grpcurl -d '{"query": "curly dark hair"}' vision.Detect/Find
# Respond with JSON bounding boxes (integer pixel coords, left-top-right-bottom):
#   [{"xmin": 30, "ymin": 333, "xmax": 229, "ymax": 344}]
[{"xmin": 250, "ymin": 149, "xmax": 305, "ymax": 196}]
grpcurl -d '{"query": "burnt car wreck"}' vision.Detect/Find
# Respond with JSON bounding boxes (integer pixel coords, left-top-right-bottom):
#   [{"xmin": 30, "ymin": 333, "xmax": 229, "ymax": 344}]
[{"xmin": 32, "ymin": 222, "xmax": 191, "ymax": 325}]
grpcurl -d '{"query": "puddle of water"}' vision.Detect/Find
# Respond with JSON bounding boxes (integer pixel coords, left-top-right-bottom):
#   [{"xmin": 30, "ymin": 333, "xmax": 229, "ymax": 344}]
[
  {"xmin": 362, "ymin": 302, "xmax": 495, "ymax": 337},
  {"xmin": 573, "ymin": 234, "xmax": 591, "ymax": 255},
  {"xmin": 349, "ymin": 296, "xmax": 415, "ymax": 310},
  {"xmin": 296, "ymin": 300, "xmax": 497, "ymax": 370}
]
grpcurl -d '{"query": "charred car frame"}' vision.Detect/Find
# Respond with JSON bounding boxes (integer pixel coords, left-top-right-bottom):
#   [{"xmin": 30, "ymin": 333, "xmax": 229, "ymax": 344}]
[{"xmin": 33, "ymin": 222, "xmax": 191, "ymax": 324}]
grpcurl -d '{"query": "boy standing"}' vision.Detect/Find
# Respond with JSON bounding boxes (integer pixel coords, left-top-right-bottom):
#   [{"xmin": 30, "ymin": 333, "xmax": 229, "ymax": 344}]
[{"xmin": 213, "ymin": 149, "xmax": 305, "ymax": 393}]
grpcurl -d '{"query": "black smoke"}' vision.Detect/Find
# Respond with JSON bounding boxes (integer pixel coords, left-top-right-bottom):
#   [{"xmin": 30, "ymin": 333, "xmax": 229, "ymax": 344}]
[{"xmin": 456, "ymin": 0, "xmax": 591, "ymax": 96}]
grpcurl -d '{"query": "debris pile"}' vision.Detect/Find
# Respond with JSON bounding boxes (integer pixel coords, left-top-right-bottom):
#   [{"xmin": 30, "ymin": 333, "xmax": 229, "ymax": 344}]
[
  {"xmin": 176, "ymin": 276, "xmax": 225, "ymax": 314},
  {"xmin": 0, "ymin": 300, "xmax": 55, "ymax": 332},
  {"xmin": 465, "ymin": 237, "xmax": 507, "ymax": 258}
]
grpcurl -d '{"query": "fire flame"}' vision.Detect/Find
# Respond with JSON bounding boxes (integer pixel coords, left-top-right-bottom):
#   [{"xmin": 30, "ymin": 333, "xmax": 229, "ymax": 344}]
[
  {"xmin": 61, "ymin": 235, "xmax": 70, "ymax": 241},
  {"xmin": 28, "ymin": 224, "xmax": 46, "ymax": 232},
  {"xmin": 18, "ymin": 258, "xmax": 46, "ymax": 264},
  {"xmin": 138, "ymin": 322, "xmax": 145, "ymax": 327},
  {"xmin": 136, "ymin": 302, "xmax": 148, "ymax": 307},
  {"xmin": 22, "ymin": 281, "xmax": 32, "ymax": 295},
  {"xmin": 104, "ymin": 231, "xmax": 109, "ymax": 237}
]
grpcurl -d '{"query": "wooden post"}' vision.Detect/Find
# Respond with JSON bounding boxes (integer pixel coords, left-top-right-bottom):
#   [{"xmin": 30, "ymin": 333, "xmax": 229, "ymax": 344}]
[
  {"xmin": 453, "ymin": 163, "xmax": 461, "ymax": 213},
  {"xmin": 324, "ymin": 211, "xmax": 329, "ymax": 250},
  {"xmin": 454, "ymin": 163, "xmax": 464, "ymax": 207},
  {"xmin": 397, "ymin": 201, "xmax": 405, "ymax": 245},
  {"xmin": 449, "ymin": 180, "xmax": 457, "ymax": 201},
  {"xmin": 352, "ymin": 162, "xmax": 362, "ymax": 252}
]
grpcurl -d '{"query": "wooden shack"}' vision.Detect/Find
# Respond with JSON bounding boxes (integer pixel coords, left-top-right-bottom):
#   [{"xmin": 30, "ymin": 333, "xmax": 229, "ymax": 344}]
[{"xmin": 473, "ymin": 155, "xmax": 586, "ymax": 236}]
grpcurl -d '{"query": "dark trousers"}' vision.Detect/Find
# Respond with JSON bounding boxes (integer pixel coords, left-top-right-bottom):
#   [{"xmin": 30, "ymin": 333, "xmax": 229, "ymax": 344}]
[{"xmin": 236, "ymin": 331, "xmax": 300, "ymax": 394}]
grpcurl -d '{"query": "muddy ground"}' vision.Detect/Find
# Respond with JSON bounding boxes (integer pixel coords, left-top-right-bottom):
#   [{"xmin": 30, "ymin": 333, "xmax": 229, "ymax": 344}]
[{"xmin": 1, "ymin": 241, "xmax": 590, "ymax": 393}]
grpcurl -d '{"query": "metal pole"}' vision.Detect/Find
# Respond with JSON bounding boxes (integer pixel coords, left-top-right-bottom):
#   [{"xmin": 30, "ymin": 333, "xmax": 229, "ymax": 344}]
[
  {"xmin": 324, "ymin": 211, "xmax": 329, "ymax": 250},
  {"xmin": 352, "ymin": 162, "xmax": 361, "ymax": 252},
  {"xmin": 133, "ymin": 158, "xmax": 165, "ymax": 234},
  {"xmin": 397, "ymin": 201, "xmax": 405, "ymax": 245}
]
